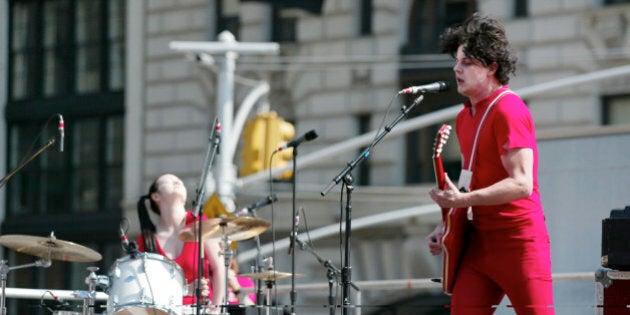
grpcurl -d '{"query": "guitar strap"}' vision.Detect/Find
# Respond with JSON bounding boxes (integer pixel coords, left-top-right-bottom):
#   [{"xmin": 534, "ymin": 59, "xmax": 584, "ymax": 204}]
[{"xmin": 458, "ymin": 89, "xmax": 514, "ymax": 219}]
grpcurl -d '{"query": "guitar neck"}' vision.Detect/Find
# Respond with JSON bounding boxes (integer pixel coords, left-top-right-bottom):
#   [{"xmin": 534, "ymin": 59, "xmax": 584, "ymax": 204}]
[{"xmin": 433, "ymin": 156, "xmax": 446, "ymax": 190}]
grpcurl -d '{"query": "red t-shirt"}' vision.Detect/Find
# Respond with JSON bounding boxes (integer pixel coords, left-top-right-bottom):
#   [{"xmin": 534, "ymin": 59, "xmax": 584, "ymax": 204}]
[
  {"xmin": 137, "ymin": 211, "xmax": 213, "ymax": 305},
  {"xmin": 456, "ymin": 86, "xmax": 546, "ymax": 234}
]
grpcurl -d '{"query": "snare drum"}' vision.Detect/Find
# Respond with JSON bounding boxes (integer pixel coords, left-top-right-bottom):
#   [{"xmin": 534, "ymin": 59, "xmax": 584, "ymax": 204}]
[{"xmin": 107, "ymin": 252, "xmax": 186, "ymax": 315}]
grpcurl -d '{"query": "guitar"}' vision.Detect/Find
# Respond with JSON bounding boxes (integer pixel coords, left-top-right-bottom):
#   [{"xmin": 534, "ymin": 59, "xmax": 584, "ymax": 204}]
[{"xmin": 432, "ymin": 124, "xmax": 469, "ymax": 295}]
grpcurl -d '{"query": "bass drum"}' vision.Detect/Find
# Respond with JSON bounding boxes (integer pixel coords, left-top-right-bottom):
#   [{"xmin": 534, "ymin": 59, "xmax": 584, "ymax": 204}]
[{"xmin": 107, "ymin": 252, "xmax": 186, "ymax": 315}]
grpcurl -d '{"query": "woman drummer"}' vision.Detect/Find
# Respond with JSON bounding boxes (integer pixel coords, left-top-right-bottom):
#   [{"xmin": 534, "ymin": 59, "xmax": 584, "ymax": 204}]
[{"xmin": 136, "ymin": 173, "xmax": 226, "ymax": 312}]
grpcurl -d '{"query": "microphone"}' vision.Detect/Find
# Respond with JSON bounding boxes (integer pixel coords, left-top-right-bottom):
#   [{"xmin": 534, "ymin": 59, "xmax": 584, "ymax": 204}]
[
  {"xmin": 235, "ymin": 194, "xmax": 278, "ymax": 217},
  {"xmin": 288, "ymin": 214, "xmax": 299, "ymax": 255},
  {"xmin": 277, "ymin": 129, "xmax": 318, "ymax": 151},
  {"xmin": 398, "ymin": 81, "xmax": 449, "ymax": 94},
  {"xmin": 119, "ymin": 225, "xmax": 129, "ymax": 249},
  {"xmin": 214, "ymin": 119, "xmax": 221, "ymax": 154},
  {"xmin": 58, "ymin": 114, "xmax": 65, "ymax": 152}
]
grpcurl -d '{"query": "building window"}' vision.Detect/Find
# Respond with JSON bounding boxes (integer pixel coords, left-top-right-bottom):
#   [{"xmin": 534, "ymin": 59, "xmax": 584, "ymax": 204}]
[
  {"xmin": 217, "ymin": 0, "xmax": 240, "ymax": 38},
  {"xmin": 514, "ymin": 0, "xmax": 528, "ymax": 18},
  {"xmin": 603, "ymin": 95, "xmax": 630, "ymax": 125},
  {"xmin": 359, "ymin": 0, "xmax": 373, "ymax": 36},
  {"xmin": 272, "ymin": 6, "xmax": 297, "ymax": 43},
  {"xmin": 402, "ymin": 0, "xmax": 472, "ymax": 184},
  {"xmin": 4, "ymin": 1, "xmax": 125, "ymax": 311},
  {"xmin": 356, "ymin": 113, "xmax": 371, "ymax": 185},
  {"xmin": 604, "ymin": 0, "xmax": 630, "ymax": 5}
]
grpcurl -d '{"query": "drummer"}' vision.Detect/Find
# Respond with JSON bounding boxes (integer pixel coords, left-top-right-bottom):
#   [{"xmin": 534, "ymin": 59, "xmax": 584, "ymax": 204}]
[{"xmin": 136, "ymin": 173, "xmax": 226, "ymax": 312}]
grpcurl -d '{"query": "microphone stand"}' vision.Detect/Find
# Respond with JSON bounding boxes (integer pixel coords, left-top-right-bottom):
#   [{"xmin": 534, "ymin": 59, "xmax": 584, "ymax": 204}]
[
  {"xmin": 0, "ymin": 138, "xmax": 56, "ymax": 190},
  {"xmin": 289, "ymin": 146, "xmax": 298, "ymax": 315},
  {"xmin": 295, "ymin": 236, "xmax": 356, "ymax": 315},
  {"xmin": 319, "ymin": 95, "xmax": 425, "ymax": 315},
  {"xmin": 247, "ymin": 208, "xmax": 266, "ymax": 315},
  {"xmin": 192, "ymin": 118, "xmax": 221, "ymax": 315}
]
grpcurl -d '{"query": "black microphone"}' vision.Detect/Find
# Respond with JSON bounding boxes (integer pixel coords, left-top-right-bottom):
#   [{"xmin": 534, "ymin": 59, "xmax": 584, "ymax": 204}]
[
  {"xmin": 58, "ymin": 114, "xmax": 64, "ymax": 152},
  {"xmin": 398, "ymin": 81, "xmax": 449, "ymax": 94},
  {"xmin": 236, "ymin": 194, "xmax": 278, "ymax": 217},
  {"xmin": 277, "ymin": 129, "xmax": 318, "ymax": 151}
]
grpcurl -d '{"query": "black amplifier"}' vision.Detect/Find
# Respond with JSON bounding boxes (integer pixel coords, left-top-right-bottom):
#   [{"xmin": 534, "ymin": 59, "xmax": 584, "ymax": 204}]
[{"xmin": 602, "ymin": 206, "xmax": 630, "ymax": 271}]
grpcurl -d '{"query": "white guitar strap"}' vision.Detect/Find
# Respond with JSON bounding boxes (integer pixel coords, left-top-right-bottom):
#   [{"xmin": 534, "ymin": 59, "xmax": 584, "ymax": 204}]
[{"xmin": 458, "ymin": 89, "xmax": 514, "ymax": 220}]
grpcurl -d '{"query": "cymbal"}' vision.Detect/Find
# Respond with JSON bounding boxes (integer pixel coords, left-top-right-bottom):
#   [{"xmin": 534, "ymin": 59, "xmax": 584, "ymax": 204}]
[
  {"xmin": 240, "ymin": 270, "xmax": 302, "ymax": 282},
  {"xmin": 0, "ymin": 234, "xmax": 102, "ymax": 262},
  {"xmin": 178, "ymin": 217, "xmax": 270, "ymax": 242}
]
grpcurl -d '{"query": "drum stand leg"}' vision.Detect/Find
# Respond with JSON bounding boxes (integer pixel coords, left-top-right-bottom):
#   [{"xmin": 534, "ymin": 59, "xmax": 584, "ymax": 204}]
[
  {"xmin": 82, "ymin": 267, "xmax": 101, "ymax": 315},
  {"xmin": 0, "ymin": 258, "xmax": 51, "ymax": 315},
  {"xmin": 264, "ymin": 280, "xmax": 274, "ymax": 315},
  {"xmin": 1, "ymin": 260, "xmax": 8, "ymax": 315},
  {"xmin": 221, "ymin": 235, "xmax": 232, "ymax": 315}
]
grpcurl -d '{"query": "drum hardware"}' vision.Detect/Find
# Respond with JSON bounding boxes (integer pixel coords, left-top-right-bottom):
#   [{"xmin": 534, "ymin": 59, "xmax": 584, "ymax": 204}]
[
  {"xmin": 0, "ymin": 258, "xmax": 52, "ymax": 315},
  {"xmin": 178, "ymin": 217, "xmax": 270, "ymax": 243},
  {"xmin": 0, "ymin": 232, "xmax": 102, "ymax": 315},
  {"xmin": 239, "ymin": 270, "xmax": 300, "ymax": 282},
  {"xmin": 239, "ymin": 258, "xmax": 302, "ymax": 315},
  {"xmin": 177, "ymin": 215, "xmax": 270, "ymax": 315},
  {"xmin": 0, "ymin": 232, "xmax": 103, "ymax": 263}
]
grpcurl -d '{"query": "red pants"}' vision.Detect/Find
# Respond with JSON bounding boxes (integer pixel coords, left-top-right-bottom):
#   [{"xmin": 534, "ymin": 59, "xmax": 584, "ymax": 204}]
[{"xmin": 450, "ymin": 227, "xmax": 554, "ymax": 315}]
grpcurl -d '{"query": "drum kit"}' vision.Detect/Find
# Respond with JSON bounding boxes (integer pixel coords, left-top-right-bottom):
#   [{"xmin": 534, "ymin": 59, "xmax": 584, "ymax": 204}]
[{"xmin": 0, "ymin": 216, "xmax": 296, "ymax": 315}]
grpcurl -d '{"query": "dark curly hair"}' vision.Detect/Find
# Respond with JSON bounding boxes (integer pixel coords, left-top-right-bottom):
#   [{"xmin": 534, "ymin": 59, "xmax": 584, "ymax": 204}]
[{"xmin": 440, "ymin": 12, "xmax": 517, "ymax": 85}]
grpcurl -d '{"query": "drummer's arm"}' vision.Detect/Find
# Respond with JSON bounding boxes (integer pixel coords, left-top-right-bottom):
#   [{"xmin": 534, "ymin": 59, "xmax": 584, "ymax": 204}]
[{"xmin": 205, "ymin": 238, "xmax": 226, "ymax": 307}]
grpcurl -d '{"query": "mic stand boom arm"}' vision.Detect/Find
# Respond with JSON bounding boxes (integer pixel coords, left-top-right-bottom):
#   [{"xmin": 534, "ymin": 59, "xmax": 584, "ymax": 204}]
[
  {"xmin": 0, "ymin": 138, "xmax": 56, "ymax": 190},
  {"xmin": 320, "ymin": 95, "xmax": 424, "ymax": 196}
]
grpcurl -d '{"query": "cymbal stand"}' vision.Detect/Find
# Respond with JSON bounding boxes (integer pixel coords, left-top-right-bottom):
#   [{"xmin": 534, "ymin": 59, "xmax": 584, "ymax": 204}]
[
  {"xmin": 0, "ymin": 258, "xmax": 52, "ymax": 315},
  {"xmin": 262, "ymin": 257, "xmax": 275, "ymax": 315},
  {"xmin": 81, "ymin": 266, "xmax": 102, "ymax": 315},
  {"xmin": 220, "ymin": 230, "xmax": 233, "ymax": 315}
]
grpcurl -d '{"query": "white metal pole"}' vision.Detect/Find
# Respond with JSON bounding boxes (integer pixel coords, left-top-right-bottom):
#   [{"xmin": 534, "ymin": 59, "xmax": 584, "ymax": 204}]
[{"xmin": 215, "ymin": 31, "xmax": 238, "ymax": 212}]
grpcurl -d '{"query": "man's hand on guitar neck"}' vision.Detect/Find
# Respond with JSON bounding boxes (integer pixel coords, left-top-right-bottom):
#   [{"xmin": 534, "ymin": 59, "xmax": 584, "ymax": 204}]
[
  {"xmin": 425, "ymin": 222, "xmax": 444, "ymax": 256},
  {"xmin": 429, "ymin": 173, "xmax": 469, "ymax": 209}
]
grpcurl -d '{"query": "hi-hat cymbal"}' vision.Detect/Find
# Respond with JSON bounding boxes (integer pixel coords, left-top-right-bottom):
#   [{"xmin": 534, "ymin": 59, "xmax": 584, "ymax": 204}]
[
  {"xmin": 0, "ymin": 234, "xmax": 102, "ymax": 262},
  {"xmin": 240, "ymin": 270, "xmax": 303, "ymax": 282},
  {"xmin": 178, "ymin": 217, "xmax": 270, "ymax": 242}
]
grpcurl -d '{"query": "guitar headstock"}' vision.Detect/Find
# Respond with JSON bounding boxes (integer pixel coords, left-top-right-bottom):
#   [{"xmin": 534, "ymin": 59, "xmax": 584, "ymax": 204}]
[{"xmin": 432, "ymin": 124, "xmax": 452, "ymax": 158}]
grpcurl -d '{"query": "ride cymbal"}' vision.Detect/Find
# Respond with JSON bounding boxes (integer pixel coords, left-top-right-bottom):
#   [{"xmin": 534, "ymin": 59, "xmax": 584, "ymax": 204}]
[
  {"xmin": 0, "ymin": 233, "xmax": 102, "ymax": 262},
  {"xmin": 178, "ymin": 216, "xmax": 270, "ymax": 242},
  {"xmin": 240, "ymin": 270, "xmax": 302, "ymax": 282}
]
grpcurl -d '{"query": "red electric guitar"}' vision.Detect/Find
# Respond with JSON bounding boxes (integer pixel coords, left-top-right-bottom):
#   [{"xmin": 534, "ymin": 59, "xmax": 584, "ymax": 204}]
[{"xmin": 432, "ymin": 124, "xmax": 469, "ymax": 295}]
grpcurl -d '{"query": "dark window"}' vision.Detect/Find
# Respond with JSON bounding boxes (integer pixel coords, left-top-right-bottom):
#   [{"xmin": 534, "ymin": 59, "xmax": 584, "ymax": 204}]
[
  {"xmin": 604, "ymin": 0, "xmax": 630, "ymax": 5},
  {"xmin": 602, "ymin": 95, "xmax": 630, "ymax": 125},
  {"xmin": 401, "ymin": 0, "xmax": 473, "ymax": 184},
  {"xmin": 359, "ymin": 0, "xmax": 373, "ymax": 36},
  {"xmin": 217, "ymin": 0, "xmax": 240, "ymax": 38},
  {"xmin": 404, "ymin": 0, "xmax": 476, "ymax": 54},
  {"xmin": 272, "ymin": 6, "xmax": 297, "ymax": 43},
  {"xmin": 514, "ymin": 0, "xmax": 528, "ymax": 18},
  {"xmin": 357, "ymin": 113, "xmax": 372, "ymax": 185},
  {"xmin": 4, "ymin": 1, "xmax": 125, "ymax": 313}
]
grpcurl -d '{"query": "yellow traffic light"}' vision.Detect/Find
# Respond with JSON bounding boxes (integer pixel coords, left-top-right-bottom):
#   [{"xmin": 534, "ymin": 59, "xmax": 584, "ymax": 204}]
[
  {"xmin": 238, "ymin": 111, "xmax": 295, "ymax": 179},
  {"xmin": 239, "ymin": 115, "xmax": 267, "ymax": 176},
  {"xmin": 266, "ymin": 113, "xmax": 295, "ymax": 179}
]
